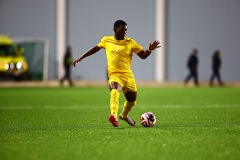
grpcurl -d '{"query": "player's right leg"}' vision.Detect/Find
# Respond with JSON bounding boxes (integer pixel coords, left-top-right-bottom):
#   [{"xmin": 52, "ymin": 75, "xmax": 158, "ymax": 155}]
[{"xmin": 108, "ymin": 81, "xmax": 122, "ymax": 127}]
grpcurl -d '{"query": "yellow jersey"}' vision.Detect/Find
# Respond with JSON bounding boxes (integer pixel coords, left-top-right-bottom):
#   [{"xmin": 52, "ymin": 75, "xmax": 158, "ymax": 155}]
[{"xmin": 98, "ymin": 36, "xmax": 143, "ymax": 75}]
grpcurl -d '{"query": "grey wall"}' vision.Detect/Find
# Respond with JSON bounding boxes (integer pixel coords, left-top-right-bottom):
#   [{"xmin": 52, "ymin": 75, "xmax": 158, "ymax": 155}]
[
  {"xmin": 0, "ymin": 0, "xmax": 56, "ymax": 79},
  {"xmin": 1, "ymin": 0, "xmax": 240, "ymax": 81},
  {"xmin": 166, "ymin": 0, "xmax": 240, "ymax": 81},
  {"xmin": 68, "ymin": 0, "xmax": 155, "ymax": 81}
]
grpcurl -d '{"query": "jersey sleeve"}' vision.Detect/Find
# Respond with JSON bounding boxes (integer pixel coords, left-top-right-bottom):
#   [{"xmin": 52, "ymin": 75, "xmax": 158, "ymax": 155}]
[
  {"xmin": 97, "ymin": 36, "xmax": 106, "ymax": 48},
  {"xmin": 131, "ymin": 39, "xmax": 143, "ymax": 54}
]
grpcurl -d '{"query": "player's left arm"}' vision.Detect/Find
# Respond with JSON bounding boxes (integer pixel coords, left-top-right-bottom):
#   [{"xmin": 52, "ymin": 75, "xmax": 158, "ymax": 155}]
[{"xmin": 137, "ymin": 40, "xmax": 161, "ymax": 59}]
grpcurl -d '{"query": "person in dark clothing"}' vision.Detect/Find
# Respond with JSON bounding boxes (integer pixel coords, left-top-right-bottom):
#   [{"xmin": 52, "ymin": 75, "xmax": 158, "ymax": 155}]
[
  {"xmin": 60, "ymin": 46, "xmax": 73, "ymax": 86},
  {"xmin": 184, "ymin": 48, "xmax": 199, "ymax": 86},
  {"xmin": 209, "ymin": 50, "xmax": 224, "ymax": 86}
]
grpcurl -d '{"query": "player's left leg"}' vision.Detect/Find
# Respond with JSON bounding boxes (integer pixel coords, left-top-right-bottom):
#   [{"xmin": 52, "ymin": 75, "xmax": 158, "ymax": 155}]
[
  {"xmin": 119, "ymin": 91, "xmax": 136, "ymax": 126},
  {"xmin": 119, "ymin": 74, "xmax": 137, "ymax": 126},
  {"xmin": 122, "ymin": 91, "xmax": 136, "ymax": 117}
]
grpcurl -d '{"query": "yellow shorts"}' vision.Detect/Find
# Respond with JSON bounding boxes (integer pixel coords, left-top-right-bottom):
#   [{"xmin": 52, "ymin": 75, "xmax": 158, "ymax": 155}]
[{"xmin": 108, "ymin": 72, "xmax": 137, "ymax": 92}]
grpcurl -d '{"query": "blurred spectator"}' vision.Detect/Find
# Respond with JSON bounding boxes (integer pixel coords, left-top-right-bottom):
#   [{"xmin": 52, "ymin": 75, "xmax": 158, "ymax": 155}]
[
  {"xmin": 184, "ymin": 48, "xmax": 199, "ymax": 86},
  {"xmin": 60, "ymin": 46, "xmax": 73, "ymax": 86},
  {"xmin": 209, "ymin": 50, "xmax": 224, "ymax": 86}
]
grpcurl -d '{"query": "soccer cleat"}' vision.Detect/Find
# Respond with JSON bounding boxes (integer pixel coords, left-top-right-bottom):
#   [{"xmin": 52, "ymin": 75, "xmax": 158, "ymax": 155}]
[
  {"xmin": 109, "ymin": 115, "xmax": 119, "ymax": 127},
  {"xmin": 119, "ymin": 114, "xmax": 136, "ymax": 126}
]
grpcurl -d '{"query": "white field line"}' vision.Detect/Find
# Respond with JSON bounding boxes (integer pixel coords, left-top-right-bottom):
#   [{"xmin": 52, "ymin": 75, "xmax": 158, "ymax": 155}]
[
  {"xmin": 0, "ymin": 105, "xmax": 239, "ymax": 110},
  {"xmin": 0, "ymin": 106, "xmax": 97, "ymax": 110},
  {"xmin": 144, "ymin": 105, "xmax": 240, "ymax": 109}
]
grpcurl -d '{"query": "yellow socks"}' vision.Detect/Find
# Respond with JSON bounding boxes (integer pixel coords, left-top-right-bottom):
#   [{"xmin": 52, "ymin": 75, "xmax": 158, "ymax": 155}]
[
  {"xmin": 110, "ymin": 89, "xmax": 120, "ymax": 118},
  {"xmin": 121, "ymin": 101, "xmax": 136, "ymax": 118},
  {"xmin": 110, "ymin": 89, "xmax": 136, "ymax": 119}
]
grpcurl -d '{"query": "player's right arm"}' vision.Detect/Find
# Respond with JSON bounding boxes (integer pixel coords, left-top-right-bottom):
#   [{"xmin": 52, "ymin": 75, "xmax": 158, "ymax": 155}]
[{"xmin": 72, "ymin": 46, "xmax": 101, "ymax": 67}]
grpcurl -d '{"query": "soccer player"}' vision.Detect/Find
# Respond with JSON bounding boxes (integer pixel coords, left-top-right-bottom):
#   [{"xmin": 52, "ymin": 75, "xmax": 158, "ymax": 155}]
[{"xmin": 72, "ymin": 20, "xmax": 161, "ymax": 127}]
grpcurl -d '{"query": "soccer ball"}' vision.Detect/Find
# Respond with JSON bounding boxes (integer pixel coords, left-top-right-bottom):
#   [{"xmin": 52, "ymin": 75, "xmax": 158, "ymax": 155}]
[{"xmin": 140, "ymin": 112, "xmax": 156, "ymax": 127}]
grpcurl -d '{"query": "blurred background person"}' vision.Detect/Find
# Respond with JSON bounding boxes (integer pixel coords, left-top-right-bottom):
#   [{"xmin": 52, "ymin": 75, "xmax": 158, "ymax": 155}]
[
  {"xmin": 184, "ymin": 48, "xmax": 199, "ymax": 86},
  {"xmin": 60, "ymin": 46, "xmax": 73, "ymax": 86},
  {"xmin": 209, "ymin": 50, "xmax": 224, "ymax": 86}
]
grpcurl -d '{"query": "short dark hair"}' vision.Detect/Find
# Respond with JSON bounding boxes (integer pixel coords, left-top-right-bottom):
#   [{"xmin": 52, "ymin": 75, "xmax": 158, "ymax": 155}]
[{"xmin": 113, "ymin": 20, "xmax": 127, "ymax": 28}]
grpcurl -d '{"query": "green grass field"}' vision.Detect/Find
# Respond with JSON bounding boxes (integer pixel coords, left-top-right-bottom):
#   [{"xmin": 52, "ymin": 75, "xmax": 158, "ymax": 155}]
[{"xmin": 0, "ymin": 86, "xmax": 240, "ymax": 160}]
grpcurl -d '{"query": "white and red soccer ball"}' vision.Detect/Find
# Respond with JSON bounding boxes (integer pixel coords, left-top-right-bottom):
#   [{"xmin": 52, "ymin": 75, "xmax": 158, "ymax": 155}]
[{"xmin": 141, "ymin": 112, "xmax": 156, "ymax": 127}]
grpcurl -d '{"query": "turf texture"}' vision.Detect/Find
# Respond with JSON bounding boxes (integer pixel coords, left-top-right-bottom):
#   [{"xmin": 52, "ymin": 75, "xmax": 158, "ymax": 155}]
[{"xmin": 0, "ymin": 86, "xmax": 240, "ymax": 160}]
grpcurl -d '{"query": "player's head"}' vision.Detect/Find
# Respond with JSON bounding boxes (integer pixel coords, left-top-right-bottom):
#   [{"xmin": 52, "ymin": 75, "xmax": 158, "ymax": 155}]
[
  {"xmin": 113, "ymin": 20, "xmax": 127, "ymax": 40},
  {"xmin": 114, "ymin": 20, "xmax": 127, "ymax": 28}
]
